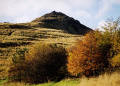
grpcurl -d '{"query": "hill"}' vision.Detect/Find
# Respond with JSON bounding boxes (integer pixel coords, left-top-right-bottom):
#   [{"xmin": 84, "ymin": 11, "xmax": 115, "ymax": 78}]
[{"xmin": 31, "ymin": 11, "xmax": 92, "ymax": 34}]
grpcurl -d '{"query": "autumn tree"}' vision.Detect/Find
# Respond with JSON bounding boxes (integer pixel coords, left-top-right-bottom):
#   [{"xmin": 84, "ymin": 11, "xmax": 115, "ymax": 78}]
[{"xmin": 67, "ymin": 32, "xmax": 109, "ymax": 77}]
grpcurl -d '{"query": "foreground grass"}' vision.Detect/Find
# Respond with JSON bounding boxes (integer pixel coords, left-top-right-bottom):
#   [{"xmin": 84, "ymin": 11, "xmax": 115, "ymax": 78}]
[
  {"xmin": 0, "ymin": 79, "xmax": 79, "ymax": 86},
  {"xmin": 31, "ymin": 80, "xmax": 79, "ymax": 86},
  {"xmin": 0, "ymin": 80, "xmax": 7, "ymax": 86},
  {"xmin": 1, "ymin": 72, "xmax": 120, "ymax": 86},
  {"xmin": 78, "ymin": 72, "xmax": 120, "ymax": 86}
]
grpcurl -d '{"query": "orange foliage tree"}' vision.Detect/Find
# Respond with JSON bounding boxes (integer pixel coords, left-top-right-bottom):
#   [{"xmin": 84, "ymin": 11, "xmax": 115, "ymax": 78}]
[{"xmin": 67, "ymin": 32, "xmax": 109, "ymax": 77}]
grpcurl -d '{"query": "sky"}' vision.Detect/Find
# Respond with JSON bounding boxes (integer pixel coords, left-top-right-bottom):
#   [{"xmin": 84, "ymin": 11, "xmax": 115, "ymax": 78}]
[{"xmin": 0, "ymin": 0, "xmax": 120, "ymax": 29}]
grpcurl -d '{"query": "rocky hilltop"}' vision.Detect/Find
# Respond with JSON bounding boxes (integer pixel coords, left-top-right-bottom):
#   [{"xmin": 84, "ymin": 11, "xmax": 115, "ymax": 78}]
[{"xmin": 31, "ymin": 11, "xmax": 92, "ymax": 35}]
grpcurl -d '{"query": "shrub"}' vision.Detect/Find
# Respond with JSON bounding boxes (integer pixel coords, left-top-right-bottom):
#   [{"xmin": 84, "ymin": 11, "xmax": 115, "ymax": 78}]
[
  {"xmin": 11, "ymin": 48, "xmax": 28, "ymax": 64},
  {"xmin": 101, "ymin": 18, "xmax": 120, "ymax": 58},
  {"xmin": 7, "ymin": 48, "xmax": 29, "ymax": 82},
  {"xmin": 7, "ymin": 62, "xmax": 31, "ymax": 82},
  {"xmin": 8, "ymin": 43, "xmax": 67, "ymax": 83},
  {"xmin": 111, "ymin": 54, "xmax": 120, "ymax": 67},
  {"xmin": 67, "ymin": 32, "xmax": 110, "ymax": 77},
  {"xmin": 25, "ymin": 43, "xmax": 67, "ymax": 83},
  {"xmin": 100, "ymin": 18, "xmax": 120, "ymax": 68}
]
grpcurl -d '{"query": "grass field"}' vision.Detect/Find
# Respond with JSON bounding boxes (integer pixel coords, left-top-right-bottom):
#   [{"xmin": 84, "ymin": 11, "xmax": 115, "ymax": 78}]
[
  {"xmin": 0, "ymin": 71, "xmax": 120, "ymax": 86},
  {"xmin": 0, "ymin": 78, "xmax": 80, "ymax": 86}
]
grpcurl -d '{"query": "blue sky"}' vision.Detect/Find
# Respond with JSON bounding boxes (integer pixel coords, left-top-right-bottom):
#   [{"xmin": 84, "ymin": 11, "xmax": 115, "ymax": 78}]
[{"xmin": 0, "ymin": 0, "xmax": 120, "ymax": 29}]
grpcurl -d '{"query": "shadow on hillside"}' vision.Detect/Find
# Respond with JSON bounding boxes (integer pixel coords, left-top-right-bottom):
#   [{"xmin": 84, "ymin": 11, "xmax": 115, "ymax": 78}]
[{"xmin": 0, "ymin": 42, "xmax": 31, "ymax": 48}]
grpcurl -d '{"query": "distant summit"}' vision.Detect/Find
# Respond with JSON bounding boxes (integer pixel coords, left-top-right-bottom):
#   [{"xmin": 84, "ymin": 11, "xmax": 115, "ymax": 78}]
[
  {"xmin": 31, "ymin": 11, "xmax": 92, "ymax": 35},
  {"xmin": 41, "ymin": 11, "xmax": 67, "ymax": 17}
]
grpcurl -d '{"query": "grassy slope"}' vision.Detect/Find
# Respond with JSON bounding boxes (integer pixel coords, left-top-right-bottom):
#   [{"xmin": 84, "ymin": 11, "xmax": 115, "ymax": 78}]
[{"xmin": 0, "ymin": 23, "xmax": 81, "ymax": 79}]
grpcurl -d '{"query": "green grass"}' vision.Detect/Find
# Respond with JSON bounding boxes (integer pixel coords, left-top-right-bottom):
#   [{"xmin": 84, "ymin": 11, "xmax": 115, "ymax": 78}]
[
  {"xmin": 0, "ymin": 79, "xmax": 80, "ymax": 86},
  {"xmin": 32, "ymin": 79, "xmax": 79, "ymax": 86},
  {"xmin": 32, "ymin": 82, "xmax": 55, "ymax": 86},
  {"xmin": 0, "ymin": 80, "xmax": 8, "ymax": 86}
]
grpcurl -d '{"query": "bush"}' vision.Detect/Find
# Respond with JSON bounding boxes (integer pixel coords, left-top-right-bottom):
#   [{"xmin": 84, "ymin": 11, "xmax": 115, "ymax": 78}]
[
  {"xmin": 100, "ymin": 18, "xmax": 120, "ymax": 68},
  {"xmin": 101, "ymin": 18, "xmax": 120, "ymax": 58},
  {"xmin": 7, "ymin": 48, "xmax": 29, "ymax": 82},
  {"xmin": 67, "ymin": 32, "xmax": 110, "ymax": 77},
  {"xmin": 111, "ymin": 54, "xmax": 120, "ymax": 67},
  {"xmin": 11, "ymin": 48, "xmax": 28, "ymax": 64},
  {"xmin": 7, "ymin": 62, "xmax": 31, "ymax": 82},
  {"xmin": 8, "ymin": 43, "xmax": 67, "ymax": 83},
  {"xmin": 25, "ymin": 43, "xmax": 67, "ymax": 83}
]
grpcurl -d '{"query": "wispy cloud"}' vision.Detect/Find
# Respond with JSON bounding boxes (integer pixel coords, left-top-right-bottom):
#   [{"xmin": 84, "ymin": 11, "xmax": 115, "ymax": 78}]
[
  {"xmin": 95, "ymin": 0, "xmax": 120, "ymax": 29},
  {"xmin": 0, "ymin": 0, "xmax": 95, "ymax": 23},
  {"xmin": 96, "ymin": 0, "xmax": 120, "ymax": 18},
  {"xmin": 95, "ymin": 0, "xmax": 112, "ymax": 18},
  {"xmin": 0, "ymin": 0, "xmax": 120, "ymax": 29}
]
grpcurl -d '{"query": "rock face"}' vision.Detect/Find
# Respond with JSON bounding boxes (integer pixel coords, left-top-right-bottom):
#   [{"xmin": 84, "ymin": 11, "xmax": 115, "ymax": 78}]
[{"xmin": 32, "ymin": 11, "xmax": 92, "ymax": 35}]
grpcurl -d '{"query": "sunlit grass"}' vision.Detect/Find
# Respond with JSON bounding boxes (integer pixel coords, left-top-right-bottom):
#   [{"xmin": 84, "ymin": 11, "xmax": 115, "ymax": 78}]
[{"xmin": 0, "ymin": 72, "xmax": 120, "ymax": 86}]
